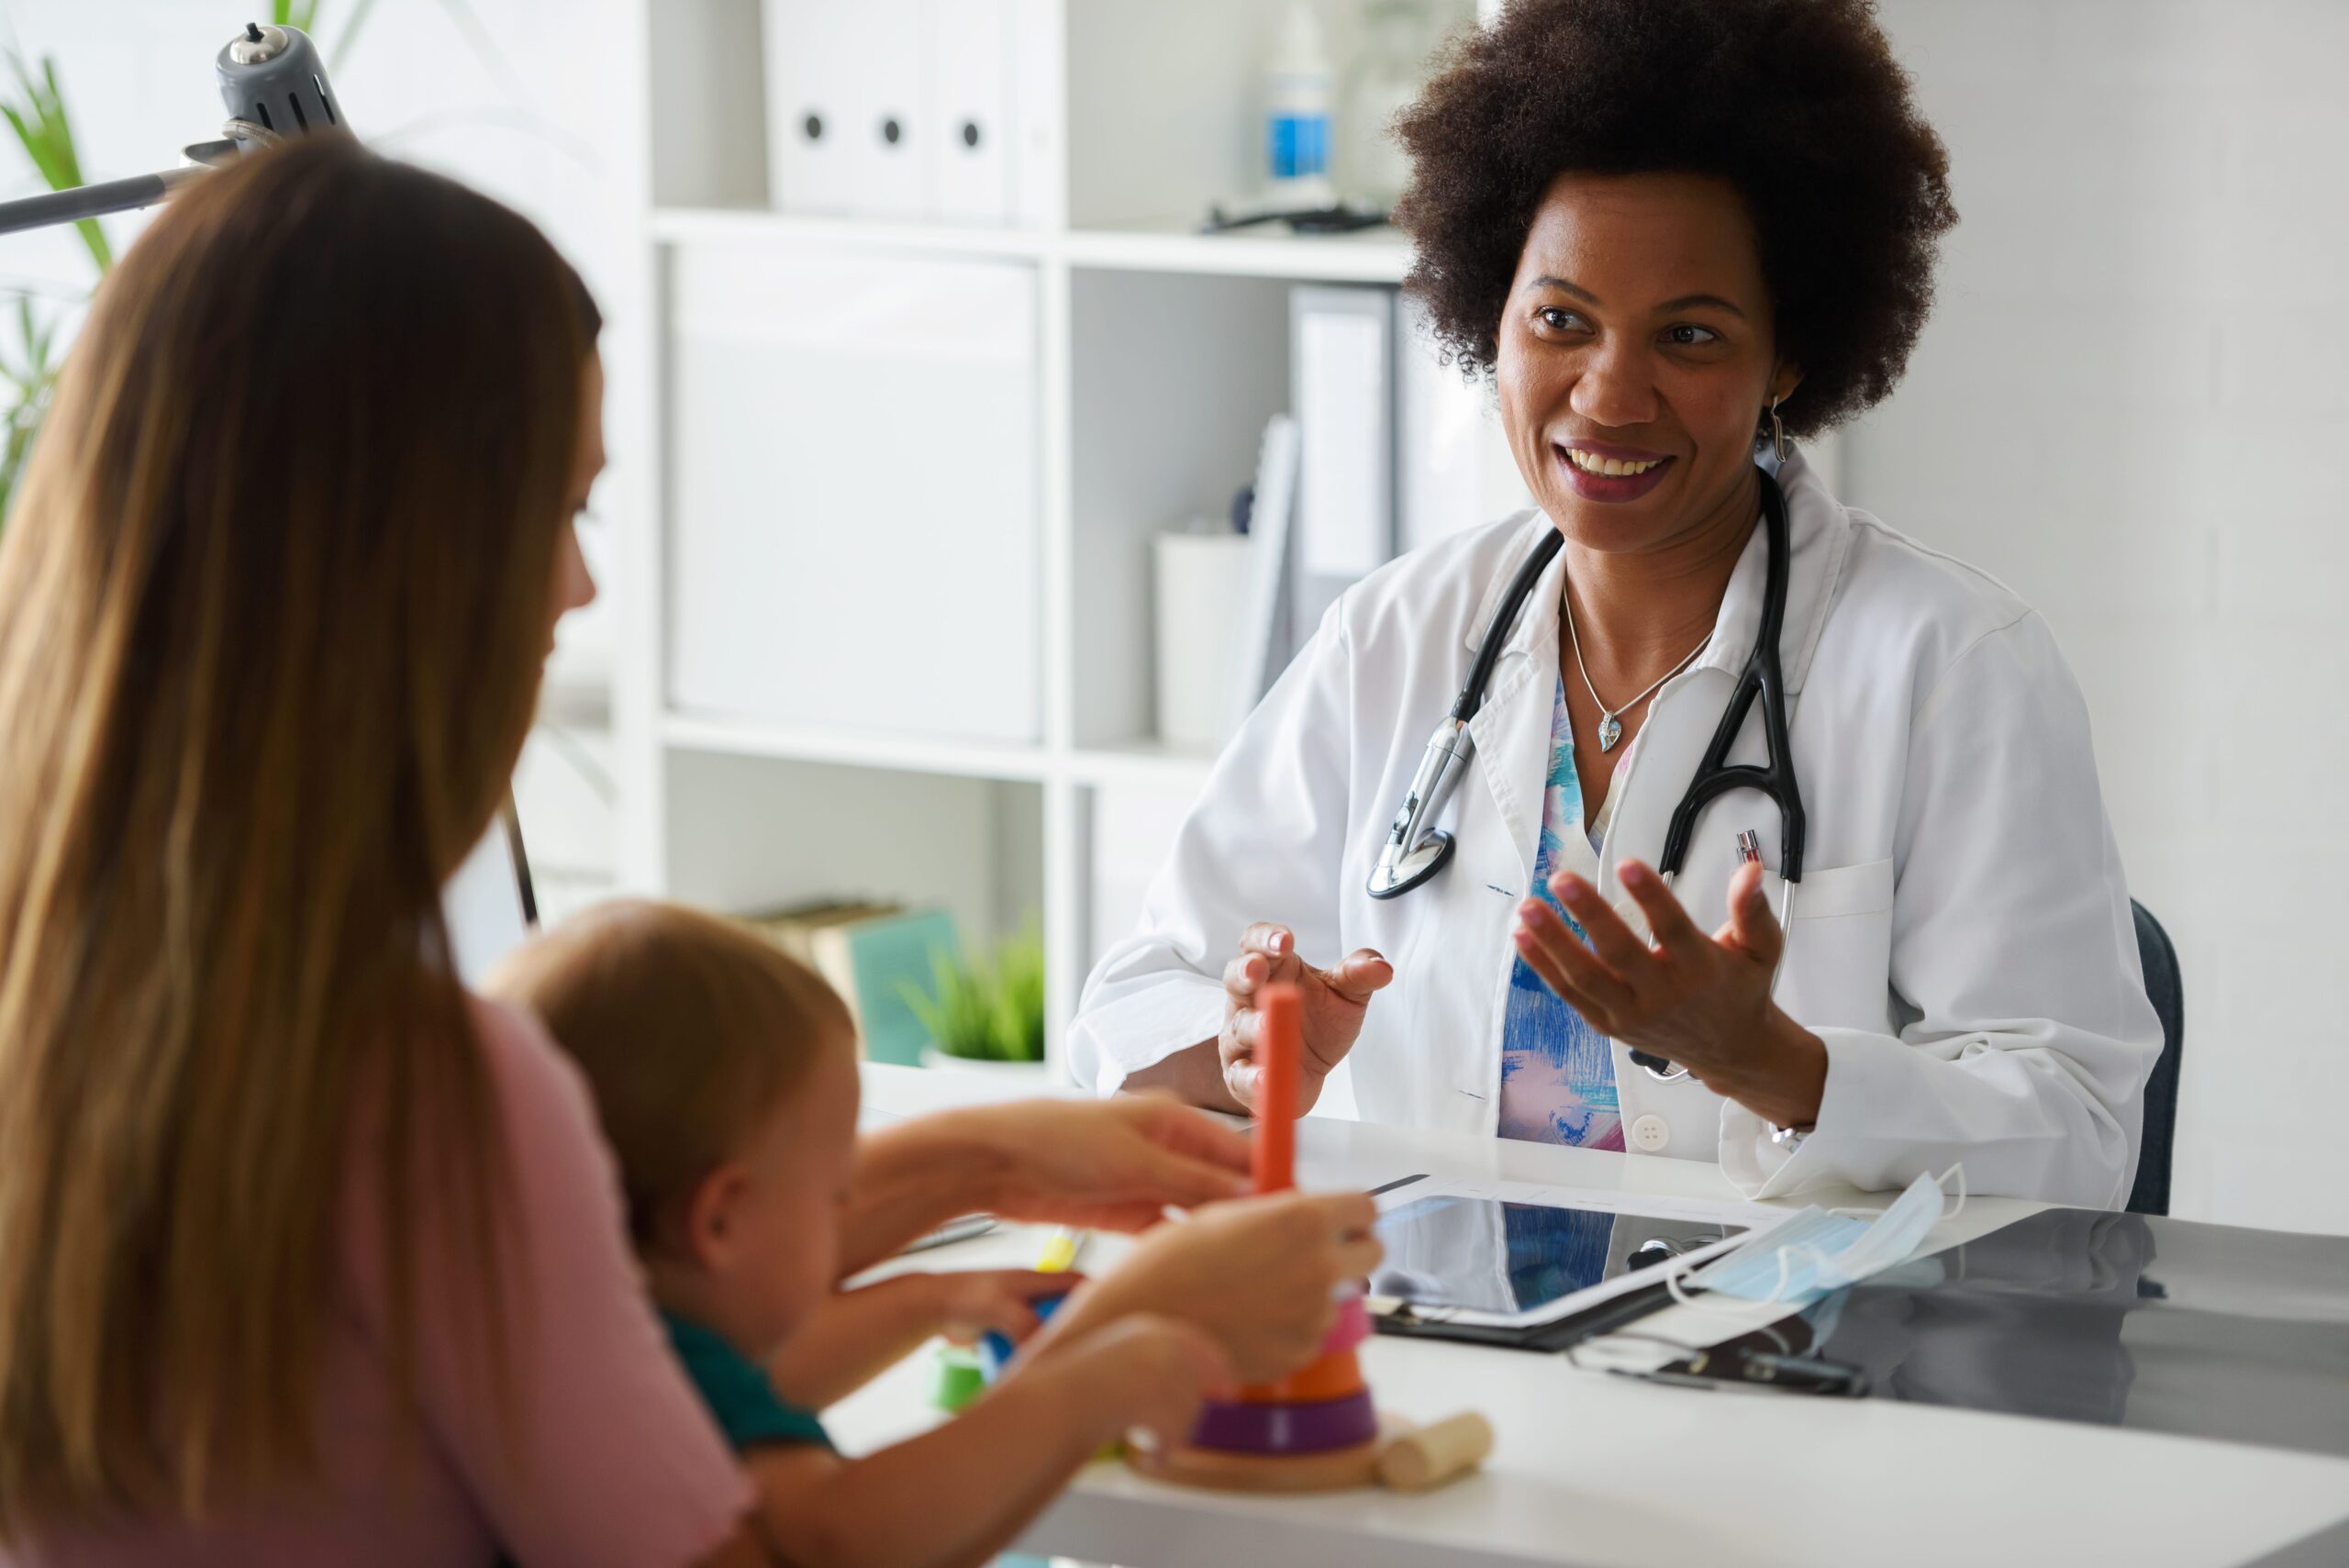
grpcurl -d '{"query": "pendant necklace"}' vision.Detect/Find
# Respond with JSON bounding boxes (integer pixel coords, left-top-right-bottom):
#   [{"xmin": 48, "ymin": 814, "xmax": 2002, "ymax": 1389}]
[{"xmin": 1563, "ymin": 584, "xmax": 1711, "ymax": 752}]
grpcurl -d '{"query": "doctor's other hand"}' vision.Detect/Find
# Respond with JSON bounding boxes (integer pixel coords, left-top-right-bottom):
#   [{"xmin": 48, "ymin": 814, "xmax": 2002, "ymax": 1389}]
[
  {"xmin": 1221, "ymin": 924, "xmax": 1393, "ymax": 1114},
  {"xmin": 1513, "ymin": 858, "xmax": 1829, "ymax": 1130}
]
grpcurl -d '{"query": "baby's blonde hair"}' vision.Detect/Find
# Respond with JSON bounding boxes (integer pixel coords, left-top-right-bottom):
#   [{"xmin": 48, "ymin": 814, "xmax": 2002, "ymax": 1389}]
[{"xmin": 491, "ymin": 899, "xmax": 854, "ymax": 1248}]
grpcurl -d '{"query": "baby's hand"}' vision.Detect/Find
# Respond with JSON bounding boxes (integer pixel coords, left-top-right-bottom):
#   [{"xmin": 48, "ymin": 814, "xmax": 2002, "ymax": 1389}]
[
  {"xmin": 1069, "ymin": 1316, "xmax": 1233, "ymax": 1450},
  {"xmin": 935, "ymin": 1268, "xmax": 1083, "ymax": 1348}
]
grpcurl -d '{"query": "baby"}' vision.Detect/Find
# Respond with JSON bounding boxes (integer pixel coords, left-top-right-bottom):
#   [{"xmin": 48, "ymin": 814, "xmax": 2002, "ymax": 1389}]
[{"xmin": 490, "ymin": 899, "xmax": 1232, "ymax": 1568}]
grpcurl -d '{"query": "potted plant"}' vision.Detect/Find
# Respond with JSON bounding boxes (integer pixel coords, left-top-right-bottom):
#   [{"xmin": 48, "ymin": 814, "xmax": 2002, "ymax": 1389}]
[{"xmin": 900, "ymin": 921, "xmax": 1048, "ymax": 1076}]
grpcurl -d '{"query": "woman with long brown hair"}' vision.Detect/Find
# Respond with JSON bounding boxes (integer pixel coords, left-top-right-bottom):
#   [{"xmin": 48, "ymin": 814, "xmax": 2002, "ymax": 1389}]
[{"xmin": 0, "ymin": 136, "xmax": 1376, "ymax": 1565}]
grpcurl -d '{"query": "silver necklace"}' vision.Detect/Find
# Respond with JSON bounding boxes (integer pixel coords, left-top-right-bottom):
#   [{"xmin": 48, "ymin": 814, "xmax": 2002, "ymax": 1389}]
[{"xmin": 1562, "ymin": 584, "xmax": 1712, "ymax": 752}]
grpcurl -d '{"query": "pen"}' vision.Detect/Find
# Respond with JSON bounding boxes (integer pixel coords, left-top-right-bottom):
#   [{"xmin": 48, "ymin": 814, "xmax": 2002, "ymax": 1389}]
[{"xmin": 901, "ymin": 1213, "xmax": 997, "ymax": 1254}]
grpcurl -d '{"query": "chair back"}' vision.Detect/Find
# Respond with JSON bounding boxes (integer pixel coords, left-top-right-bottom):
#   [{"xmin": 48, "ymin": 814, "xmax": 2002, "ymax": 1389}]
[{"xmin": 2127, "ymin": 900, "xmax": 2182, "ymax": 1217}]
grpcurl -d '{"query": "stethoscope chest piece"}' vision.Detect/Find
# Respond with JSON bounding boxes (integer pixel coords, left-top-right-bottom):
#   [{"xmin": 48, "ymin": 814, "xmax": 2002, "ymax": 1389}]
[{"xmin": 1367, "ymin": 828, "xmax": 1455, "ymax": 900}]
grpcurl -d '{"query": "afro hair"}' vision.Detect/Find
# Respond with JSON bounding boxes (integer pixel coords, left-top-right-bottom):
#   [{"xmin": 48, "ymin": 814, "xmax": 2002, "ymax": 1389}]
[{"xmin": 1393, "ymin": 0, "xmax": 1958, "ymax": 436}]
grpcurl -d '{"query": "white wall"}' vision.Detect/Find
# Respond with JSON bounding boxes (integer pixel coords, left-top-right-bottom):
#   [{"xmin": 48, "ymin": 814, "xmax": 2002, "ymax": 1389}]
[{"xmin": 1850, "ymin": 0, "xmax": 2349, "ymax": 1233}]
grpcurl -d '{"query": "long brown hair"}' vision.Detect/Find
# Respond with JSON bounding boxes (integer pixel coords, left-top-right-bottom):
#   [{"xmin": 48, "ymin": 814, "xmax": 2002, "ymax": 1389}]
[{"xmin": 0, "ymin": 136, "xmax": 596, "ymax": 1528}]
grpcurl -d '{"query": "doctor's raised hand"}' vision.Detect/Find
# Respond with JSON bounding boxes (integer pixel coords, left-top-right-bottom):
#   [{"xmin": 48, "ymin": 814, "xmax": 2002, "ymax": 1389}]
[
  {"xmin": 1515, "ymin": 857, "xmax": 1828, "ymax": 1132},
  {"xmin": 1219, "ymin": 923, "xmax": 1394, "ymax": 1113}
]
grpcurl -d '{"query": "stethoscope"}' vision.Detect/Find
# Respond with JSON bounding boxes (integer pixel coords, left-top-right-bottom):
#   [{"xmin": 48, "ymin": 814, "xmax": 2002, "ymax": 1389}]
[{"xmin": 1365, "ymin": 463, "xmax": 1807, "ymax": 1082}]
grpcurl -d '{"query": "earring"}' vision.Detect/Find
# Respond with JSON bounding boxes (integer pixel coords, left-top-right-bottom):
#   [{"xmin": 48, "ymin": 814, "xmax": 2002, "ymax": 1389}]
[{"xmin": 1768, "ymin": 395, "xmax": 1788, "ymax": 465}]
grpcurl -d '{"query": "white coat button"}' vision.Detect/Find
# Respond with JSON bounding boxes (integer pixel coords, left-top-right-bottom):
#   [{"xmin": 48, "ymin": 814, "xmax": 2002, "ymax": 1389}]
[{"xmin": 1630, "ymin": 1114, "xmax": 1671, "ymax": 1152}]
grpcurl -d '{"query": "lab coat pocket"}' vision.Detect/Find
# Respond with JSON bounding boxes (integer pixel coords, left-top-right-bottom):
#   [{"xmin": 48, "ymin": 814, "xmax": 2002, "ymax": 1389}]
[{"xmin": 1776, "ymin": 857, "xmax": 1896, "ymax": 1032}]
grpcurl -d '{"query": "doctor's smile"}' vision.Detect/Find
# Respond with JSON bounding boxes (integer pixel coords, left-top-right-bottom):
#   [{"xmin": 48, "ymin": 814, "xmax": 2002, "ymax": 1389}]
[{"xmin": 1554, "ymin": 439, "xmax": 1675, "ymax": 503}]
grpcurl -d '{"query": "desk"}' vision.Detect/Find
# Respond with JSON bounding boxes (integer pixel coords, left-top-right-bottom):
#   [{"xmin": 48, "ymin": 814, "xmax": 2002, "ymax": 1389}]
[{"xmin": 841, "ymin": 1065, "xmax": 2349, "ymax": 1568}]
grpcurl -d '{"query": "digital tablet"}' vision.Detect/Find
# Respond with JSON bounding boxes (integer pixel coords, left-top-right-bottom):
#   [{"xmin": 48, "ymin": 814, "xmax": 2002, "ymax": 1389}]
[{"xmin": 1371, "ymin": 1192, "xmax": 1757, "ymax": 1326}]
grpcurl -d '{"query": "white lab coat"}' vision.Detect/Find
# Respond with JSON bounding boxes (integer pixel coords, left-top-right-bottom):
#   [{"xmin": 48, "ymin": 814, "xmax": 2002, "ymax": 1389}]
[{"xmin": 1071, "ymin": 450, "xmax": 2162, "ymax": 1207}]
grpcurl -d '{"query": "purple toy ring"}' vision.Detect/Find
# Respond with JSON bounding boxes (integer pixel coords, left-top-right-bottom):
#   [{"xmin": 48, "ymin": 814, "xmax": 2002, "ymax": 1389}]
[{"xmin": 1188, "ymin": 1390, "xmax": 1379, "ymax": 1455}]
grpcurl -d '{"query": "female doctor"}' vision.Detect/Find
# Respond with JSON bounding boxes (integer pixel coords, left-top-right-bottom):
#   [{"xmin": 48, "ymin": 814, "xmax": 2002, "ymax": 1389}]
[{"xmin": 1070, "ymin": 0, "xmax": 2162, "ymax": 1207}]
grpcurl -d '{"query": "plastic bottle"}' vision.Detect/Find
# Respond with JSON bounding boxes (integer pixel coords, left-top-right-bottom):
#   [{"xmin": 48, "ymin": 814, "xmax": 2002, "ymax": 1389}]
[
  {"xmin": 1265, "ymin": 2, "xmax": 1336, "ymax": 206},
  {"xmin": 1345, "ymin": 1, "xmax": 1431, "ymax": 211}
]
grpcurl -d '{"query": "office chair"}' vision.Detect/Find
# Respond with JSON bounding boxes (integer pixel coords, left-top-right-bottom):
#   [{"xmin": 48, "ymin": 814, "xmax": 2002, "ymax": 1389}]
[{"xmin": 2127, "ymin": 900, "xmax": 2182, "ymax": 1217}]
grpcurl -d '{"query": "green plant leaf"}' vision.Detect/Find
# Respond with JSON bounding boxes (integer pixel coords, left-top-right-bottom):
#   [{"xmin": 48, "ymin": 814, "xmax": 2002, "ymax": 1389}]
[
  {"xmin": 897, "ymin": 942, "xmax": 999, "ymax": 1060},
  {"xmin": 989, "ymin": 921, "xmax": 1047, "ymax": 1062},
  {"xmin": 895, "ymin": 922, "xmax": 1045, "ymax": 1063},
  {"xmin": 0, "ymin": 290, "xmax": 64, "ymax": 528},
  {"xmin": 3, "ymin": 51, "xmax": 110, "ymax": 273}
]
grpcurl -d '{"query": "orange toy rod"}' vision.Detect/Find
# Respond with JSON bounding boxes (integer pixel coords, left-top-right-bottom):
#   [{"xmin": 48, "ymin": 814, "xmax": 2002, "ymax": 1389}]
[{"xmin": 1253, "ymin": 984, "xmax": 1301, "ymax": 1195}]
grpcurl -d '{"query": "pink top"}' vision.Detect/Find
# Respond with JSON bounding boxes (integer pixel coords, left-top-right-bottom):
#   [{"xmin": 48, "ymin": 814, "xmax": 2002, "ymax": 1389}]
[{"xmin": 8, "ymin": 996, "xmax": 752, "ymax": 1568}]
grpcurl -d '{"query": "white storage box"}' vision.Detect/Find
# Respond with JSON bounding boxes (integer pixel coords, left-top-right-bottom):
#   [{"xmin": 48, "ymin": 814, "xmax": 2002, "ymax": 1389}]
[{"xmin": 667, "ymin": 244, "xmax": 1041, "ymax": 744}]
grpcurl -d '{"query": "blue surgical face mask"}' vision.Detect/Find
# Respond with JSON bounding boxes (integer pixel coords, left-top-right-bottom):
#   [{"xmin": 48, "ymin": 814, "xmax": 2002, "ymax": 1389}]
[
  {"xmin": 1789, "ymin": 1253, "xmax": 1944, "ymax": 1349},
  {"xmin": 1675, "ymin": 1165, "xmax": 1963, "ymax": 1308}
]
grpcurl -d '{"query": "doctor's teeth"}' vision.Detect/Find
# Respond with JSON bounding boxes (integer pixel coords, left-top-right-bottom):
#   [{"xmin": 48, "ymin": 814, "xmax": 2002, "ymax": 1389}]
[{"xmin": 1568, "ymin": 450, "xmax": 1661, "ymax": 476}]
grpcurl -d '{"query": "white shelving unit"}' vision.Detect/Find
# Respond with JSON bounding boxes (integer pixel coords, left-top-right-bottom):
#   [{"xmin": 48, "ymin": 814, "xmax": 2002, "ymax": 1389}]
[
  {"xmin": 649, "ymin": 206, "xmax": 1416, "ymax": 283},
  {"xmin": 611, "ymin": 0, "xmax": 1501, "ymax": 1074}
]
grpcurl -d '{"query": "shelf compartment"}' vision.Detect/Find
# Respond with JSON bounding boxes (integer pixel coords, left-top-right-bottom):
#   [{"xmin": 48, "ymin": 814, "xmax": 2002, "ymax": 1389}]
[
  {"xmin": 651, "ymin": 206, "xmax": 1411, "ymax": 284},
  {"xmin": 664, "ymin": 711, "xmax": 1053, "ymax": 784},
  {"xmin": 1067, "ymin": 268, "xmax": 1294, "ymax": 753},
  {"xmin": 662, "ymin": 749, "xmax": 1045, "ymax": 966},
  {"xmin": 662, "ymin": 712, "xmax": 1213, "ymax": 795},
  {"xmin": 1062, "ymin": 739, "xmax": 1216, "ymax": 793},
  {"xmin": 1061, "ymin": 223, "xmax": 1409, "ymax": 284},
  {"xmin": 651, "ymin": 206, "xmax": 1053, "ymax": 259}
]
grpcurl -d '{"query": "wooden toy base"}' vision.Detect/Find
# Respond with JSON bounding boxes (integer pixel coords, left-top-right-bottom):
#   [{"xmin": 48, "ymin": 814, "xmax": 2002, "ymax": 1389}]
[{"xmin": 1123, "ymin": 1414, "xmax": 1413, "ymax": 1494}]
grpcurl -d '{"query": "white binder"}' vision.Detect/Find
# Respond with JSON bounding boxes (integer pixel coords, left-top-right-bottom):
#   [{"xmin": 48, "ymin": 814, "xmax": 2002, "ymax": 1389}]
[
  {"xmin": 763, "ymin": 0, "xmax": 858, "ymax": 214},
  {"xmin": 924, "ymin": 0, "xmax": 1012, "ymax": 223},
  {"xmin": 1396, "ymin": 292, "xmax": 1504, "ymax": 553},
  {"xmin": 1007, "ymin": 0, "xmax": 1063, "ymax": 227},
  {"xmin": 1289, "ymin": 286, "xmax": 1396, "ymax": 638},
  {"xmin": 768, "ymin": 0, "xmax": 1061, "ymax": 226},
  {"xmin": 764, "ymin": 0, "xmax": 930, "ymax": 218},
  {"xmin": 850, "ymin": 0, "xmax": 930, "ymax": 218}
]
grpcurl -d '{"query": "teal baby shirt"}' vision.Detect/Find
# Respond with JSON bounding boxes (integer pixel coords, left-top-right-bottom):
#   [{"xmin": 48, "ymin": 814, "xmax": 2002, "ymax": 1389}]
[{"xmin": 662, "ymin": 1311, "xmax": 834, "ymax": 1452}]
